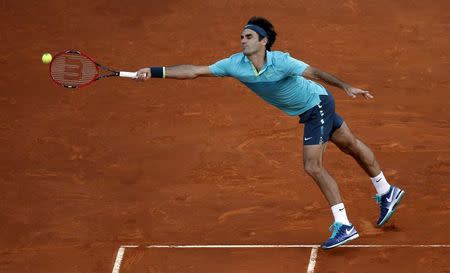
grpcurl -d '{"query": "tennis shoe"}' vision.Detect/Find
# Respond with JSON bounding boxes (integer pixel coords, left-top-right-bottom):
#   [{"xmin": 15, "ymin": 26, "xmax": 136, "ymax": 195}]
[
  {"xmin": 320, "ymin": 222, "xmax": 359, "ymax": 249},
  {"xmin": 374, "ymin": 185, "xmax": 405, "ymax": 227}
]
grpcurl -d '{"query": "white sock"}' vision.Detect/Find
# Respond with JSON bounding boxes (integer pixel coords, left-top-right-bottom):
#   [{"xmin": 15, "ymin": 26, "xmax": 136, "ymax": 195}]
[
  {"xmin": 371, "ymin": 171, "xmax": 391, "ymax": 195},
  {"xmin": 331, "ymin": 203, "xmax": 351, "ymax": 225}
]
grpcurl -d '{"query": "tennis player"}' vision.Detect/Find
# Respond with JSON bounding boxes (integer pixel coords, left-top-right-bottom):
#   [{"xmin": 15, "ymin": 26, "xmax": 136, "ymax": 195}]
[{"xmin": 135, "ymin": 16, "xmax": 405, "ymax": 249}]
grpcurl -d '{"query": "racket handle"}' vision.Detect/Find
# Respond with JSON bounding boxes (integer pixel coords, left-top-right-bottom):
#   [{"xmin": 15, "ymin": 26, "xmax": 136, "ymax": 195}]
[{"xmin": 119, "ymin": 71, "xmax": 138, "ymax": 78}]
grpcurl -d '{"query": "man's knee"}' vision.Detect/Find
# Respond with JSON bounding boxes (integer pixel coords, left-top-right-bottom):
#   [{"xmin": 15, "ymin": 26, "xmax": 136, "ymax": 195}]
[
  {"xmin": 303, "ymin": 160, "xmax": 324, "ymax": 177},
  {"xmin": 338, "ymin": 138, "xmax": 359, "ymax": 155}
]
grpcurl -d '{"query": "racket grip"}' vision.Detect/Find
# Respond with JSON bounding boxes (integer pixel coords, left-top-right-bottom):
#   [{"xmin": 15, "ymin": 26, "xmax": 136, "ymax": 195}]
[{"xmin": 119, "ymin": 71, "xmax": 138, "ymax": 78}]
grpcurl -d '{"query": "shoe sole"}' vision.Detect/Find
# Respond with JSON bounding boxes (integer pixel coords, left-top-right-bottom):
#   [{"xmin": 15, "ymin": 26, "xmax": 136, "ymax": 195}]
[
  {"xmin": 377, "ymin": 190, "xmax": 405, "ymax": 227},
  {"xmin": 321, "ymin": 233, "xmax": 360, "ymax": 250}
]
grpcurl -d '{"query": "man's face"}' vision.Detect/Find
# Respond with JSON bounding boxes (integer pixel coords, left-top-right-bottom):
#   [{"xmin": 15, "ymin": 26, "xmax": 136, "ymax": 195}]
[{"xmin": 240, "ymin": 29, "xmax": 267, "ymax": 56}]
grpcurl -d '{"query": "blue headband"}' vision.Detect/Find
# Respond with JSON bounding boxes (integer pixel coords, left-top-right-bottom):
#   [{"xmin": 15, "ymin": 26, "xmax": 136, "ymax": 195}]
[{"xmin": 244, "ymin": 24, "xmax": 268, "ymax": 38}]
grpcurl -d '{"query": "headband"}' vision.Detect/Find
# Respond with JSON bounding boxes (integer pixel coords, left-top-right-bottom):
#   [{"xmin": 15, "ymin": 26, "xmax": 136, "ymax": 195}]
[{"xmin": 244, "ymin": 24, "xmax": 268, "ymax": 38}]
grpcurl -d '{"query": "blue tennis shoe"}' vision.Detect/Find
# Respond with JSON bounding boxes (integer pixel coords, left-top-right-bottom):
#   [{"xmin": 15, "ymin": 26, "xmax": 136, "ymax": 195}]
[
  {"xmin": 321, "ymin": 222, "xmax": 359, "ymax": 249},
  {"xmin": 374, "ymin": 185, "xmax": 405, "ymax": 227}
]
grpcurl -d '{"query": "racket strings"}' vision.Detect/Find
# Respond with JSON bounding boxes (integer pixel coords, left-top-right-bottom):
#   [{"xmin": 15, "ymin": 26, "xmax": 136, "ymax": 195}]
[{"xmin": 50, "ymin": 53, "xmax": 98, "ymax": 87}]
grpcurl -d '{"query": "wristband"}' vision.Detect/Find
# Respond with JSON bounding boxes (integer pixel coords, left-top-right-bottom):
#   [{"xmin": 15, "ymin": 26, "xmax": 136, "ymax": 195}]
[{"xmin": 150, "ymin": 67, "xmax": 165, "ymax": 78}]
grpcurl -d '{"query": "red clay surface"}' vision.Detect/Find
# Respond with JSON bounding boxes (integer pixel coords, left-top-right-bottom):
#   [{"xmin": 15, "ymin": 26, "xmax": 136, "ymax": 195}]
[
  {"xmin": 120, "ymin": 248, "xmax": 312, "ymax": 273},
  {"xmin": 118, "ymin": 247, "xmax": 450, "ymax": 273},
  {"xmin": 1, "ymin": 0, "xmax": 450, "ymax": 272}
]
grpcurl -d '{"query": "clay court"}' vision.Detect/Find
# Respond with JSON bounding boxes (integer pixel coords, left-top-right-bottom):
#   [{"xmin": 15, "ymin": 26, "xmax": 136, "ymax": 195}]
[{"xmin": 1, "ymin": 0, "xmax": 450, "ymax": 272}]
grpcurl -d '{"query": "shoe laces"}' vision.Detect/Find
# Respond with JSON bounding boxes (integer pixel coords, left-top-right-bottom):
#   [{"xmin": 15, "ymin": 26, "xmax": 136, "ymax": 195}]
[
  {"xmin": 328, "ymin": 222, "xmax": 343, "ymax": 238},
  {"xmin": 373, "ymin": 195, "xmax": 382, "ymax": 204},
  {"xmin": 373, "ymin": 195, "xmax": 389, "ymax": 216}
]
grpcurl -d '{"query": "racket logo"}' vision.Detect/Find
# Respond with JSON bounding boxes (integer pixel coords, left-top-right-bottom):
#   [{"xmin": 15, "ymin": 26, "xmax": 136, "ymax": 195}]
[{"xmin": 63, "ymin": 57, "xmax": 83, "ymax": 81}]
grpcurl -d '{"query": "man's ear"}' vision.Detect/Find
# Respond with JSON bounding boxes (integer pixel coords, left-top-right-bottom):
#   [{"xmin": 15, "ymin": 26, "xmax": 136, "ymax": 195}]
[{"xmin": 261, "ymin": 37, "xmax": 268, "ymax": 46}]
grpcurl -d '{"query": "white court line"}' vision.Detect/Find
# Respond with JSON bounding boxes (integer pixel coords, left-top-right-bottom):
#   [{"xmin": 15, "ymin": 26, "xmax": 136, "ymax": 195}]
[
  {"xmin": 145, "ymin": 244, "xmax": 318, "ymax": 248},
  {"xmin": 335, "ymin": 244, "xmax": 450, "ymax": 248},
  {"xmin": 112, "ymin": 247, "xmax": 125, "ymax": 273},
  {"xmin": 306, "ymin": 247, "xmax": 318, "ymax": 273},
  {"xmin": 135, "ymin": 244, "xmax": 450, "ymax": 248}
]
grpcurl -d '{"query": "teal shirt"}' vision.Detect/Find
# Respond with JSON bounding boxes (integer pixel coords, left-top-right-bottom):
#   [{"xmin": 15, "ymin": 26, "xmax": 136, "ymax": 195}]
[{"xmin": 209, "ymin": 51, "xmax": 327, "ymax": 116}]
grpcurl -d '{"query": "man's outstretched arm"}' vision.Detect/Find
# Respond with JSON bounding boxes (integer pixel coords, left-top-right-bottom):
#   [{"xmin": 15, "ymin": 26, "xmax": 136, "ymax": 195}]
[
  {"xmin": 303, "ymin": 66, "xmax": 373, "ymax": 99},
  {"xmin": 135, "ymin": 65, "xmax": 213, "ymax": 81}
]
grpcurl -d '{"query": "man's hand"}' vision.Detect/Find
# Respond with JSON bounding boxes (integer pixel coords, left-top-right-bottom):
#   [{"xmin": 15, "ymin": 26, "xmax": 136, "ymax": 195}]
[
  {"xmin": 343, "ymin": 86, "xmax": 374, "ymax": 99},
  {"xmin": 135, "ymin": 68, "xmax": 151, "ymax": 81}
]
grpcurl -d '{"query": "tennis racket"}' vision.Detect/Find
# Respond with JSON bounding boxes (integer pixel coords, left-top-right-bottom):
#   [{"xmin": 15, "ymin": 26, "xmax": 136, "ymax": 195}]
[{"xmin": 49, "ymin": 50, "xmax": 137, "ymax": 88}]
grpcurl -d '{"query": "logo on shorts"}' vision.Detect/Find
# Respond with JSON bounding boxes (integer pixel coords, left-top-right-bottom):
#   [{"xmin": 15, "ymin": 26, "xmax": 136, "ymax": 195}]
[{"xmin": 304, "ymin": 137, "xmax": 312, "ymax": 141}]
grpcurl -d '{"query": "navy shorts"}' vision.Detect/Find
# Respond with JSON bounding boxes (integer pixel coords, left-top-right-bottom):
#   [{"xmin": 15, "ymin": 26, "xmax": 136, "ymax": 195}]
[{"xmin": 299, "ymin": 91, "xmax": 344, "ymax": 145}]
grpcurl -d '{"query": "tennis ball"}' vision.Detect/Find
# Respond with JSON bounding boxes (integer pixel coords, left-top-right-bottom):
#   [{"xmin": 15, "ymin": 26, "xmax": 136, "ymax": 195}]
[{"xmin": 42, "ymin": 53, "xmax": 52, "ymax": 64}]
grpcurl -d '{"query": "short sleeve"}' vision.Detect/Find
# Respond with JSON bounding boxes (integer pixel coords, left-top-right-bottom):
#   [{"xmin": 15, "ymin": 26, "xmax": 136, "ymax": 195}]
[
  {"xmin": 283, "ymin": 53, "xmax": 309, "ymax": 76},
  {"xmin": 209, "ymin": 58, "xmax": 231, "ymax": 77}
]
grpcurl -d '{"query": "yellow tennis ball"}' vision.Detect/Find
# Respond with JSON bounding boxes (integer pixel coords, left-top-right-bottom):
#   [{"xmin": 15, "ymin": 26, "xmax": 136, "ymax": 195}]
[{"xmin": 42, "ymin": 53, "xmax": 52, "ymax": 64}]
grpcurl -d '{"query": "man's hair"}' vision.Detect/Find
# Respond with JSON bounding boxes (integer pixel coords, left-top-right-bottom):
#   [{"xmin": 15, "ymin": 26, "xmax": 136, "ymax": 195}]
[{"xmin": 247, "ymin": 16, "xmax": 277, "ymax": 51}]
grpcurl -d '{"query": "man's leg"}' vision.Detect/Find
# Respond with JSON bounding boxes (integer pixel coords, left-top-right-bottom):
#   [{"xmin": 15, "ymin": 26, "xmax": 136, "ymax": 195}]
[
  {"xmin": 330, "ymin": 121, "xmax": 405, "ymax": 226},
  {"xmin": 303, "ymin": 142, "xmax": 359, "ymax": 249},
  {"xmin": 330, "ymin": 122, "xmax": 380, "ymax": 177},
  {"xmin": 303, "ymin": 143, "xmax": 342, "ymax": 206},
  {"xmin": 330, "ymin": 122, "xmax": 391, "ymax": 194}
]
